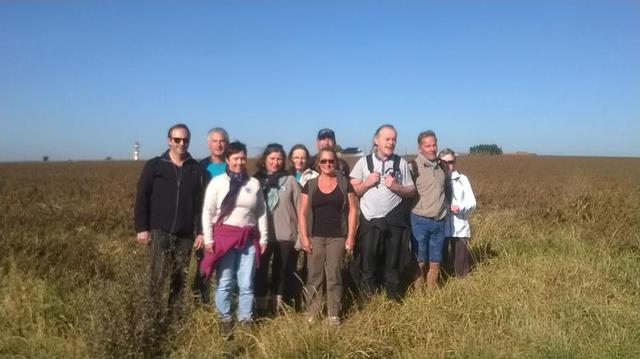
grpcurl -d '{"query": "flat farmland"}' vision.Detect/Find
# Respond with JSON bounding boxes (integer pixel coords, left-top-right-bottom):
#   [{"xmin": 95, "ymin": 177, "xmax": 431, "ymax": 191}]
[{"xmin": 1, "ymin": 155, "xmax": 639, "ymax": 358}]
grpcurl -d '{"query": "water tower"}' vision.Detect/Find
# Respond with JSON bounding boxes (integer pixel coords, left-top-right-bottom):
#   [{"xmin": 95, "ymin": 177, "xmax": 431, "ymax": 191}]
[{"xmin": 133, "ymin": 141, "xmax": 140, "ymax": 161}]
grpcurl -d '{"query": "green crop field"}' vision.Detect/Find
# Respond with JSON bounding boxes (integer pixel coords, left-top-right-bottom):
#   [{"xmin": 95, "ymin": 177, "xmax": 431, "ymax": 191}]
[{"xmin": 1, "ymin": 155, "xmax": 639, "ymax": 358}]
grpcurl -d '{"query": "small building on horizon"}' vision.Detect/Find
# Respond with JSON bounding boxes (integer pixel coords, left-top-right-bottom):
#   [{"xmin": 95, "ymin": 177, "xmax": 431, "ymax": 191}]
[{"xmin": 341, "ymin": 147, "xmax": 364, "ymax": 157}]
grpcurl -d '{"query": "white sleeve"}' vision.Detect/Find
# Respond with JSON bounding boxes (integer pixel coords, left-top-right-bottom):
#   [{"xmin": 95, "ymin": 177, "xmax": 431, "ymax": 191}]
[
  {"xmin": 202, "ymin": 179, "xmax": 219, "ymax": 246},
  {"xmin": 459, "ymin": 175, "xmax": 476, "ymax": 218},
  {"xmin": 350, "ymin": 157, "xmax": 366, "ymax": 180},
  {"xmin": 399, "ymin": 158, "xmax": 414, "ymax": 187},
  {"xmin": 255, "ymin": 181, "xmax": 269, "ymax": 245}
]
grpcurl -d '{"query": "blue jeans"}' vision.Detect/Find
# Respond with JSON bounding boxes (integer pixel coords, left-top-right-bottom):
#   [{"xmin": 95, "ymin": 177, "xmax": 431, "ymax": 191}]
[
  {"xmin": 215, "ymin": 240, "xmax": 257, "ymax": 322},
  {"xmin": 410, "ymin": 213, "xmax": 445, "ymax": 263}
]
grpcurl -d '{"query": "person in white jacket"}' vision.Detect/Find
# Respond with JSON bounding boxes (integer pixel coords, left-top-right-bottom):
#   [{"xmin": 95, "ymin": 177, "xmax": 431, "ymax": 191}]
[
  {"xmin": 439, "ymin": 149, "xmax": 476, "ymax": 278},
  {"xmin": 200, "ymin": 141, "xmax": 268, "ymax": 338}
]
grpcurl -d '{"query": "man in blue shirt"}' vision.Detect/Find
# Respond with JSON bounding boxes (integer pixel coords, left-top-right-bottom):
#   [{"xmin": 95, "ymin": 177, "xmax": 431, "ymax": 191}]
[{"xmin": 192, "ymin": 127, "xmax": 229, "ymax": 304}]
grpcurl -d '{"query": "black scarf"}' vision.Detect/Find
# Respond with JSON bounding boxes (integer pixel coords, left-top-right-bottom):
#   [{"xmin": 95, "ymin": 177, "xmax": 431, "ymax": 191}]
[
  {"xmin": 217, "ymin": 168, "xmax": 248, "ymax": 225},
  {"xmin": 256, "ymin": 170, "xmax": 288, "ymax": 197}
]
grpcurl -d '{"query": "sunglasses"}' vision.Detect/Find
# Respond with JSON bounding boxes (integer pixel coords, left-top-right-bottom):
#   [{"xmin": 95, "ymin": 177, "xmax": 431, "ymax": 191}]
[
  {"xmin": 442, "ymin": 160, "xmax": 456, "ymax": 164},
  {"xmin": 171, "ymin": 137, "xmax": 190, "ymax": 144},
  {"xmin": 319, "ymin": 159, "xmax": 335, "ymax": 165}
]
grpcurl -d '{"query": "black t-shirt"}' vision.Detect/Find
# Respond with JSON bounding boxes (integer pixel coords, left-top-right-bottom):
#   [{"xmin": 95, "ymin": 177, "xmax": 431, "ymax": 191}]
[{"xmin": 302, "ymin": 180, "xmax": 354, "ymax": 237}]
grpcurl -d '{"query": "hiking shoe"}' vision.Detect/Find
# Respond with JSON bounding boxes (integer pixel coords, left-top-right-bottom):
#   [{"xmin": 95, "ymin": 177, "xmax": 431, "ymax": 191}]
[
  {"xmin": 219, "ymin": 320, "xmax": 234, "ymax": 340},
  {"xmin": 306, "ymin": 315, "xmax": 316, "ymax": 325},
  {"xmin": 327, "ymin": 316, "xmax": 341, "ymax": 326},
  {"xmin": 192, "ymin": 289, "xmax": 209, "ymax": 306},
  {"xmin": 238, "ymin": 319, "xmax": 255, "ymax": 331}
]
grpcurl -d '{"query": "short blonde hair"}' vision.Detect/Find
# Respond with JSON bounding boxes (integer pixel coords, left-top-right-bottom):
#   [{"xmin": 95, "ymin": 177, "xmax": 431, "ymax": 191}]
[
  {"xmin": 438, "ymin": 148, "xmax": 456, "ymax": 159},
  {"xmin": 314, "ymin": 146, "xmax": 338, "ymax": 171}
]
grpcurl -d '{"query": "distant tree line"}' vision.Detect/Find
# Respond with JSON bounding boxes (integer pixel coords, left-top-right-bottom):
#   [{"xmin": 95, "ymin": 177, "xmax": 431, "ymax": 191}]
[{"xmin": 469, "ymin": 144, "xmax": 503, "ymax": 155}]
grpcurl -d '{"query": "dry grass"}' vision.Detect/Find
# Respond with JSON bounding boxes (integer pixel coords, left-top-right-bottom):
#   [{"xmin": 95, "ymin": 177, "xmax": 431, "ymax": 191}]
[{"xmin": 1, "ymin": 156, "xmax": 639, "ymax": 358}]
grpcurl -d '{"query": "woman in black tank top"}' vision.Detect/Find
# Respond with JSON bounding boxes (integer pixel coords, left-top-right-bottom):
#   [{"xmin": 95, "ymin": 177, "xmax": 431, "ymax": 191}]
[{"xmin": 298, "ymin": 147, "xmax": 357, "ymax": 325}]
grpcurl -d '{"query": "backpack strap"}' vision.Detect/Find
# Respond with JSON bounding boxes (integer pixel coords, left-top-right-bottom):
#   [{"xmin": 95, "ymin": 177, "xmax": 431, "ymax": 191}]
[
  {"xmin": 366, "ymin": 154, "xmax": 374, "ymax": 173},
  {"xmin": 368, "ymin": 153, "xmax": 401, "ymax": 174},
  {"xmin": 409, "ymin": 159, "xmax": 419, "ymax": 182},
  {"xmin": 337, "ymin": 175, "xmax": 348, "ymax": 210},
  {"xmin": 337, "ymin": 175, "xmax": 349, "ymax": 235},
  {"xmin": 306, "ymin": 177, "xmax": 318, "ymax": 200},
  {"xmin": 392, "ymin": 154, "xmax": 401, "ymax": 174}
]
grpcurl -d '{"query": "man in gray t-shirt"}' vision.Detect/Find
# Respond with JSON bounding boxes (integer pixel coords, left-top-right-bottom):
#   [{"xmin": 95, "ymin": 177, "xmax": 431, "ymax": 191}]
[{"xmin": 350, "ymin": 124, "xmax": 415, "ymax": 300}]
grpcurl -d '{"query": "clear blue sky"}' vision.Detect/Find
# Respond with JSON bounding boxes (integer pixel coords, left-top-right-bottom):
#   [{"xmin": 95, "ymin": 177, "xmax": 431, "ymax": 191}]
[{"xmin": 1, "ymin": 0, "xmax": 638, "ymax": 161}]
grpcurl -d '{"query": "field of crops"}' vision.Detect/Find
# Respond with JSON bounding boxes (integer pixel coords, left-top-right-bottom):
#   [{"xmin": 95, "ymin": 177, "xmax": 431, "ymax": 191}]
[{"xmin": 1, "ymin": 155, "xmax": 639, "ymax": 358}]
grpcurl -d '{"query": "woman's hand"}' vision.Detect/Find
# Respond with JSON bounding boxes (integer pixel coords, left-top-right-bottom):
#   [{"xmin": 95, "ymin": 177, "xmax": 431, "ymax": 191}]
[
  {"xmin": 193, "ymin": 234, "xmax": 204, "ymax": 250},
  {"xmin": 450, "ymin": 205, "xmax": 460, "ymax": 214},
  {"xmin": 205, "ymin": 243, "xmax": 214, "ymax": 254},
  {"xmin": 260, "ymin": 242, "xmax": 268, "ymax": 255},
  {"xmin": 301, "ymin": 238, "xmax": 312, "ymax": 254},
  {"xmin": 136, "ymin": 231, "xmax": 150, "ymax": 245},
  {"xmin": 345, "ymin": 237, "xmax": 355, "ymax": 253}
]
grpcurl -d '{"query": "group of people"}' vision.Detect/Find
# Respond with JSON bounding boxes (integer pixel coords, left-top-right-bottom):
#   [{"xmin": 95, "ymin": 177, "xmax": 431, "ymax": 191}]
[{"xmin": 134, "ymin": 123, "xmax": 476, "ymax": 338}]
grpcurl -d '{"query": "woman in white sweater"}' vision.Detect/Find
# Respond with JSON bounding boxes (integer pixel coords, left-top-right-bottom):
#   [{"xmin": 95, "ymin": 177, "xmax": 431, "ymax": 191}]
[
  {"xmin": 200, "ymin": 141, "xmax": 268, "ymax": 337},
  {"xmin": 440, "ymin": 148, "xmax": 476, "ymax": 278}
]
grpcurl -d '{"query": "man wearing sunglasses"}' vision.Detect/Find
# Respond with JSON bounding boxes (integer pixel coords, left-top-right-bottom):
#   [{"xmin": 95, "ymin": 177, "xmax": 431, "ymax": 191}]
[{"xmin": 134, "ymin": 123, "xmax": 205, "ymax": 327}]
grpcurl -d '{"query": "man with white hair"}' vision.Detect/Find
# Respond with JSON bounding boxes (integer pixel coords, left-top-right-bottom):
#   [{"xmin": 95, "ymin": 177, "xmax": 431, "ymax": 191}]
[
  {"xmin": 192, "ymin": 127, "xmax": 229, "ymax": 304},
  {"xmin": 350, "ymin": 124, "xmax": 415, "ymax": 301}
]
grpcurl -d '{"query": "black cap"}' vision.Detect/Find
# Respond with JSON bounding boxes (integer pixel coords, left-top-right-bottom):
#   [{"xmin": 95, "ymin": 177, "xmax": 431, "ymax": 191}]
[{"xmin": 317, "ymin": 128, "xmax": 336, "ymax": 141}]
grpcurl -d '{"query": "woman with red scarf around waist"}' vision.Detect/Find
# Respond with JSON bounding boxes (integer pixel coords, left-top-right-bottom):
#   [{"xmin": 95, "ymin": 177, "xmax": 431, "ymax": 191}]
[{"xmin": 201, "ymin": 141, "xmax": 267, "ymax": 337}]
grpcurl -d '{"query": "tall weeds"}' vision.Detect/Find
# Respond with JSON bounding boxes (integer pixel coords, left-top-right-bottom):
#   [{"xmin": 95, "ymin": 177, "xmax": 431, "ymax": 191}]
[{"xmin": 1, "ymin": 157, "xmax": 639, "ymax": 358}]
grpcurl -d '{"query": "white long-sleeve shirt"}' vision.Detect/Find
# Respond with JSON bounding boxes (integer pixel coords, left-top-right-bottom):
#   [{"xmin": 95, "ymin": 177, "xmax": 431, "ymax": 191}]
[
  {"xmin": 202, "ymin": 174, "xmax": 268, "ymax": 246},
  {"xmin": 445, "ymin": 170, "xmax": 476, "ymax": 238}
]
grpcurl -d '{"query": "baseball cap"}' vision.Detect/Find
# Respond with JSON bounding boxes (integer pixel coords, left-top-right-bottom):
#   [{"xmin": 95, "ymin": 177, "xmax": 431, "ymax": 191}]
[{"xmin": 317, "ymin": 128, "xmax": 336, "ymax": 141}]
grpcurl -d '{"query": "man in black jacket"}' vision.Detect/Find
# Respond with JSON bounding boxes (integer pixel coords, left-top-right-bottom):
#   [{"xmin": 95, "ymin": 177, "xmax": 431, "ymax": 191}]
[{"xmin": 134, "ymin": 123, "xmax": 205, "ymax": 321}]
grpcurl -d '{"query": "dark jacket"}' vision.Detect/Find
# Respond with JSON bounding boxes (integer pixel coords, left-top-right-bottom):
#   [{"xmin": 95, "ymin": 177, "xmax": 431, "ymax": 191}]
[{"xmin": 134, "ymin": 150, "xmax": 205, "ymax": 237}]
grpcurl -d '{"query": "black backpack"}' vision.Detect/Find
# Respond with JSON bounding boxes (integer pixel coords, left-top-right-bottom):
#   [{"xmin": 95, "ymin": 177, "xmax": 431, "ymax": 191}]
[{"xmin": 366, "ymin": 154, "xmax": 401, "ymax": 177}]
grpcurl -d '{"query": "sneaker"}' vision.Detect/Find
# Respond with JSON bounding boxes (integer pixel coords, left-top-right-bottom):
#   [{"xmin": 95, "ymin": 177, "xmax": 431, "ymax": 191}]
[
  {"xmin": 327, "ymin": 316, "xmax": 341, "ymax": 326},
  {"xmin": 219, "ymin": 320, "xmax": 234, "ymax": 340}
]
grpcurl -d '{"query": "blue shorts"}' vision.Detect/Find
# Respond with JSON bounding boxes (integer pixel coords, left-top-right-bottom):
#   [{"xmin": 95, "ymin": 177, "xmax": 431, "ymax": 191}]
[{"xmin": 410, "ymin": 212, "xmax": 446, "ymax": 263}]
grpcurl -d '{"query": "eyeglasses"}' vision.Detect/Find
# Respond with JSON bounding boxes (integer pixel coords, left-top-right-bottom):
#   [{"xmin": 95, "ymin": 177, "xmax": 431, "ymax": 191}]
[
  {"xmin": 442, "ymin": 160, "xmax": 456, "ymax": 164},
  {"xmin": 171, "ymin": 137, "xmax": 190, "ymax": 144},
  {"xmin": 319, "ymin": 159, "xmax": 335, "ymax": 165}
]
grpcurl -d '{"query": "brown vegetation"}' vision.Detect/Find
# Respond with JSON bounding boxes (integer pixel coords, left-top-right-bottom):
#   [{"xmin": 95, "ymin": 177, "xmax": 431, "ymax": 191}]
[{"xmin": 1, "ymin": 156, "xmax": 639, "ymax": 358}]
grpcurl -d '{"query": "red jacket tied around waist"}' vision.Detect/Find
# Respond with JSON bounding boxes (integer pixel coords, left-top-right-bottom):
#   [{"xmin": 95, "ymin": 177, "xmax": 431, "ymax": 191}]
[{"xmin": 199, "ymin": 224, "xmax": 260, "ymax": 281}]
